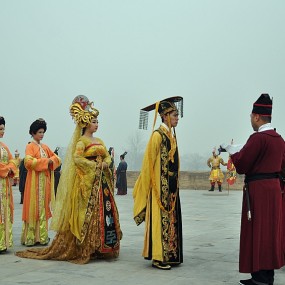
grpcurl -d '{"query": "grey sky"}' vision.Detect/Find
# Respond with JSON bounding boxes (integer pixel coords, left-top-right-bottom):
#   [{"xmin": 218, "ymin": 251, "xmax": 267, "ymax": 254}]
[{"xmin": 1, "ymin": 0, "xmax": 285, "ymax": 170}]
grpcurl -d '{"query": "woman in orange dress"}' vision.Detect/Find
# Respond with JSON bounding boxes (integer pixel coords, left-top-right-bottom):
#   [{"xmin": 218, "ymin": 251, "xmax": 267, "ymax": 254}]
[
  {"xmin": 16, "ymin": 95, "xmax": 122, "ymax": 264},
  {"xmin": 20, "ymin": 118, "xmax": 61, "ymax": 246},
  {"xmin": 0, "ymin": 116, "xmax": 17, "ymax": 253}
]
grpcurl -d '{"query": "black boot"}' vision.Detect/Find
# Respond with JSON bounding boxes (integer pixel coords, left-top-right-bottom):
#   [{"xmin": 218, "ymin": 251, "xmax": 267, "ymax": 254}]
[
  {"xmin": 208, "ymin": 185, "xmax": 215, "ymax": 191},
  {"xmin": 218, "ymin": 185, "xmax": 222, "ymax": 192}
]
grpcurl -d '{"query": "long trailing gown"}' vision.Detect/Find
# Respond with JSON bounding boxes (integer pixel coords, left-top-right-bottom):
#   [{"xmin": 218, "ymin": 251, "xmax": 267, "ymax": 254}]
[
  {"xmin": 16, "ymin": 136, "xmax": 122, "ymax": 264},
  {"xmin": 0, "ymin": 142, "xmax": 17, "ymax": 251},
  {"xmin": 133, "ymin": 125, "xmax": 183, "ymax": 265}
]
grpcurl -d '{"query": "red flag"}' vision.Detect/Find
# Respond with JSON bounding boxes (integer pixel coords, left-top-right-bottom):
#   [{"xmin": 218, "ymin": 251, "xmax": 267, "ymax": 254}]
[{"xmin": 226, "ymin": 156, "xmax": 237, "ymax": 185}]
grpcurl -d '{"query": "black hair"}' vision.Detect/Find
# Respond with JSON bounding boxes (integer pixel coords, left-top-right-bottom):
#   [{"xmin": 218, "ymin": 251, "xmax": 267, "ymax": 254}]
[
  {"xmin": 29, "ymin": 118, "xmax": 47, "ymax": 135},
  {"xmin": 260, "ymin": 115, "xmax": 271, "ymax": 123},
  {"xmin": 0, "ymin": 116, "xmax": 5, "ymax": 126}
]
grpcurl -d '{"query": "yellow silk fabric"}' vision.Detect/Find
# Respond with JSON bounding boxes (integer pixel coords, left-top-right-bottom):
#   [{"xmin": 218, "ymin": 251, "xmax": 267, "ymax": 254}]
[{"xmin": 133, "ymin": 126, "xmax": 176, "ymax": 261}]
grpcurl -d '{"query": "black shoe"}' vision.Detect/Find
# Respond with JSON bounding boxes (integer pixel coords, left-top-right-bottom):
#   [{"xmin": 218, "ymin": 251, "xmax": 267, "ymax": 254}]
[
  {"xmin": 239, "ymin": 279, "xmax": 255, "ymax": 285},
  {"xmin": 0, "ymin": 248, "xmax": 7, "ymax": 253},
  {"xmin": 152, "ymin": 260, "xmax": 171, "ymax": 270}
]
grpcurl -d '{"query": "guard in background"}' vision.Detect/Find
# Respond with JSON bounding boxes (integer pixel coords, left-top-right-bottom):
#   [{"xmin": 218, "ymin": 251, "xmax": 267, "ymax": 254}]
[{"xmin": 207, "ymin": 148, "xmax": 227, "ymax": 192}]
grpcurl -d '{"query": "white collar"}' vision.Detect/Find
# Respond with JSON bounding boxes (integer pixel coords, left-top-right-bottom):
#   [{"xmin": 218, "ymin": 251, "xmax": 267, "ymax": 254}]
[
  {"xmin": 258, "ymin": 123, "xmax": 274, "ymax": 132},
  {"xmin": 161, "ymin": 122, "xmax": 170, "ymax": 132}
]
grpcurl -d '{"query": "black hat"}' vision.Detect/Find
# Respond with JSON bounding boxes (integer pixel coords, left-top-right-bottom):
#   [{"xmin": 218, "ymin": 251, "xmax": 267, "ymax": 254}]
[
  {"xmin": 139, "ymin": 96, "xmax": 183, "ymax": 130},
  {"xmin": 252, "ymin": 93, "xmax": 272, "ymax": 116},
  {"xmin": 120, "ymin": 151, "xmax": 127, "ymax": 159},
  {"xmin": 29, "ymin": 118, "xmax": 47, "ymax": 135},
  {"xmin": 0, "ymin": 116, "xmax": 5, "ymax": 126}
]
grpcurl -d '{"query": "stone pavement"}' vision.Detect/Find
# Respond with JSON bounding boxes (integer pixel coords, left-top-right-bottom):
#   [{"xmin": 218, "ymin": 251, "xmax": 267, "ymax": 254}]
[{"xmin": 1, "ymin": 187, "xmax": 285, "ymax": 285}]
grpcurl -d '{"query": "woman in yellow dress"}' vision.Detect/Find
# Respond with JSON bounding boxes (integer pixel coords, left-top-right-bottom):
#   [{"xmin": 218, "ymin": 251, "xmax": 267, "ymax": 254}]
[
  {"xmin": 16, "ymin": 95, "xmax": 122, "ymax": 264},
  {"xmin": 0, "ymin": 116, "xmax": 17, "ymax": 253}
]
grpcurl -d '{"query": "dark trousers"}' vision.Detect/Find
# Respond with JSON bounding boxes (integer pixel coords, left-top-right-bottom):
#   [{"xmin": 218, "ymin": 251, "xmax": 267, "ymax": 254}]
[{"xmin": 251, "ymin": 270, "xmax": 274, "ymax": 284}]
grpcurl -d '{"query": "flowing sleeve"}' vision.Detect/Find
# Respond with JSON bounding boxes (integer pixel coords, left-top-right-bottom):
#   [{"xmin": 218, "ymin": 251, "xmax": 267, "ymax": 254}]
[
  {"xmin": 231, "ymin": 134, "xmax": 262, "ymax": 174},
  {"xmin": 0, "ymin": 143, "xmax": 17, "ymax": 178},
  {"xmin": 44, "ymin": 145, "xmax": 62, "ymax": 170},
  {"xmin": 133, "ymin": 131, "xmax": 161, "ymax": 225},
  {"xmin": 24, "ymin": 143, "xmax": 50, "ymax": 171}
]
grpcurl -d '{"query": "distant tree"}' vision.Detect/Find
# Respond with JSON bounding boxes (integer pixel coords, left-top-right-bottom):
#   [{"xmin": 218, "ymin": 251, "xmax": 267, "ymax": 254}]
[
  {"xmin": 180, "ymin": 152, "xmax": 209, "ymax": 171},
  {"xmin": 126, "ymin": 131, "xmax": 147, "ymax": 170}
]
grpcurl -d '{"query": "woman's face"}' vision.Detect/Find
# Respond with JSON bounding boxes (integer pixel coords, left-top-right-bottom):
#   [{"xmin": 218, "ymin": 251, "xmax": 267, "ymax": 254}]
[
  {"xmin": 88, "ymin": 117, "xmax": 99, "ymax": 133},
  {"xmin": 0, "ymin": 124, "xmax": 5, "ymax": 138},
  {"xmin": 32, "ymin": 128, "xmax": 45, "ymax": 143}
]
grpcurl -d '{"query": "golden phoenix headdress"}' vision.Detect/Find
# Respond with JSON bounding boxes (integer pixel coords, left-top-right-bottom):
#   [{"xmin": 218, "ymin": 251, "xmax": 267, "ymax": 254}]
[{"xmin": 70, "ymin": 95, "xmax": 99, "ymax": 128}]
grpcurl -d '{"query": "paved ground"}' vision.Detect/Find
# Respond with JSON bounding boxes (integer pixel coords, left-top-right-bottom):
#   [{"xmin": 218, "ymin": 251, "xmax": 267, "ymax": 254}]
[{"xmin": 1, "ymin": 187, "xmax": 285, "ymax": 285}]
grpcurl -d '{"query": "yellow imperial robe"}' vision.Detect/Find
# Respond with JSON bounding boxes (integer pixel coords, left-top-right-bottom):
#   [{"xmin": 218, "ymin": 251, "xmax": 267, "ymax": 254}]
[
  {"xmin": 0, "ymin": 142, "xmax": 17, "ymax": 251},
  {"xmin": 133, "ymin": 125, "xmax": 183, "ymax": 264}
]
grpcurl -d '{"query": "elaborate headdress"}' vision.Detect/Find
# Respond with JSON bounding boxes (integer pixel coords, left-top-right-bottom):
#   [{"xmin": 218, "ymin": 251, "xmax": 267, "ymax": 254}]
[
  {"xmin": 252, "ymin": 93, "xmax": 272, "ymax": 117},
  {"xmin": 0, "ymin": 116, "xmax": 5, "ymax": 126},
  {"xmin": 29, "ymin": 118, "xmax": 47, "ymax": 135},
  {"xmin": 139, "ymin": 96, "xmax": 183, "ymax": 163},
  {"xmin": 139, "ymin": 96, "xmax": 183, "ymax": 130},
  {"xmin": 69, "ymin": 95, "xmax": 99, "ymax": 128}
]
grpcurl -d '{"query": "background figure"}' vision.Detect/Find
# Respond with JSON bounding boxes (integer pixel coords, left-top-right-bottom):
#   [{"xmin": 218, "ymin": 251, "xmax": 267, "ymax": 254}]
[
  {"xmin": 108, "ymin": 147, "xmax": 116, "ymax": 193},
  {"xmin": 0, "ymin": 116, "xmax": 17, "ymax": 253},
  {"xmin": 53, "ymin": 147, "xmax": 61, "ymax": 196},
  {"xmin": 221, "ymin": 94, "xmax": 285, "ymax": 285},
  {"xmin": 133, "ymin": 96, "xmax": 183, "ymax": 270},
  {"xmin": 19, "ymin": 158, "xmax": 28, "ymax": 204},
  {"xmin": 20, "ymin": 118, "xmax": 61, "ymax": 246},
  {"xmin": 13, "ymin": 149, "xmax": 21, "ymax": 186},
  {"xmin": 16, "ymin": 95, "xmax": 122, "ymax": 264},
  {"xmin": 207, "ymin": 148, "xmax": 227, "ymax": 192},
  {"xmin": 116, "ymin": 151, "xmax": 128, "ymax": 195}
]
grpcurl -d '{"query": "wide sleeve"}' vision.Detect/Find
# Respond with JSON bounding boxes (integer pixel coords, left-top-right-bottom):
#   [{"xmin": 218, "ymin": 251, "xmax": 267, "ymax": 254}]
[
  {"xmin": 133, "ymin": 131, "xmax": 162, "ymax": 225},
  {"xmin": 24, "ymin": 143, "xmax": 50, "ymax": 172},
  {"xmin": 73, "ymin": 140, "xmax": 96, "ymax": 175},
  {"xmin": 0, "ymin": 143, "xmax": 17, "ymax": 178},
  {"xmin": 44, "ymin": 145, "xmax": 62, "ymax": 170},
  {"xmin": 231, "ymin": 134, "xmax": 262, "ymax": 174}
]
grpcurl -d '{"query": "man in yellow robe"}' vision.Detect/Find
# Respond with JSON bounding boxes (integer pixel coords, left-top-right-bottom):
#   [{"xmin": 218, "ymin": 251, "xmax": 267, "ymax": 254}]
[{"xmin": 133, "ymin": 96, "xmax": 183, "ymax": 270}]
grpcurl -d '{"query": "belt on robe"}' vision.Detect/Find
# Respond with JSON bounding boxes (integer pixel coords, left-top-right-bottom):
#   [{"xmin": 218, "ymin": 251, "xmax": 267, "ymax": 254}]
[
  {"xmin": 243, "ymin": 172, "xmax": 280, "ymax": 222},
  {"xmin": 244, "ymin": 172, "xmax": 279, "ymax": 183}
]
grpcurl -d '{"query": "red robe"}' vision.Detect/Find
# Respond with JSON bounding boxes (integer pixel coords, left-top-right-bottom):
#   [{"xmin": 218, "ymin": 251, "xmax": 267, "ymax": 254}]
[{"xmin": 231, "ymin": 130, "xmax": 285, "ymax": 273}]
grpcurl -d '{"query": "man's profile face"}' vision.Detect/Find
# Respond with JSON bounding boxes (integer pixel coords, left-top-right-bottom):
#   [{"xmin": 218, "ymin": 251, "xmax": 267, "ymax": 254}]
[{"xmin": 168, "ymin": 110, "xmax": 179, "ymax": 128}]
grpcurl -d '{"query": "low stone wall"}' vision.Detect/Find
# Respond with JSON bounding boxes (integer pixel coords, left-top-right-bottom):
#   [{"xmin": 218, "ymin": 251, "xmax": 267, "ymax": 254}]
[{"xmin": 127, "ymin": 171, "xmax": 244, "ymax": 190}]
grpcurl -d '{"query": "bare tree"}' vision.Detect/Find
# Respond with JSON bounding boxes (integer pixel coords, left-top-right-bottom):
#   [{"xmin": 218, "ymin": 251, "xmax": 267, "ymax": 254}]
[{"xmin": 126, "ymin": 130, "xmax": 147, "ymax": 170}]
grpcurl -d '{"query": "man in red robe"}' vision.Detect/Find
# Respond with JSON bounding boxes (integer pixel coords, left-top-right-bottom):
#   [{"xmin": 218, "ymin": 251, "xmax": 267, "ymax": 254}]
[{"xmin": 221, "ymin": 94, "xmax": 285, "ymax": 285}]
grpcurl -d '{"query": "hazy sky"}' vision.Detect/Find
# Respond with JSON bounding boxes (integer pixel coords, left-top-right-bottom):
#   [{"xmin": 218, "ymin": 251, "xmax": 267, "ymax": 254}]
[{"xmin": 1, "ymin": 0, "xmax": 285, "ymax": 168}]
